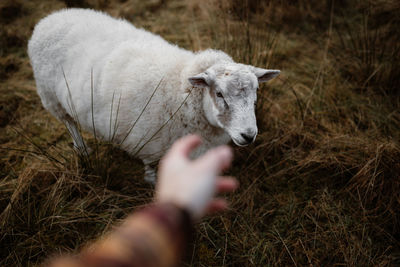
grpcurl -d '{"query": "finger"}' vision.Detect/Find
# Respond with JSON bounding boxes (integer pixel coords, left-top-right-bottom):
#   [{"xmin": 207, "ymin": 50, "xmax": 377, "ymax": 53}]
[
  {"xmin": 47, "ymin": 257, "xmax": 83, "ymax": 267},
  {"xmin": 216, "ymin": 177, "xmax": 239, "ymax": 193},
  {"xmin": 167, "ymin": 134, "xmax": 202, "ymax": 159},
  {"xmin": 206, "ymin": 198, "xmax": 229, "ymax": 214},
  {"xmin": 197, "ymin": 145, "xmax": 233, "ymax": 173}
]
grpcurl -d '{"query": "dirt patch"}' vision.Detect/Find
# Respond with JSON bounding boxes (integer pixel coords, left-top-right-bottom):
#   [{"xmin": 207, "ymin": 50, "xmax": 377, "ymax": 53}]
[
  {"xmin": 0, "ymin": 56, "xmax": 20, "ymax": 81},
  {"xmin": 63, "ymin": 0, "xmax": 110, "ymax": 8},
  {"xmin": 0, "ymin": 94, "xmax": 20, "ymax": 127},
  {"xmin": 0, "ymin": 0, "xmax": 25, "ymax": 24},
  {"xmin": 0, "ymin": 28, "xmax": 26, "ymax": 57}
]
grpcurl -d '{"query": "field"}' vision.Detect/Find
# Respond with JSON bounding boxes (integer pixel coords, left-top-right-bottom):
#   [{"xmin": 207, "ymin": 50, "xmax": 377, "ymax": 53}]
[{"xmin": 0, "ymin": 0, "xmax": 399, "ymax": 266}]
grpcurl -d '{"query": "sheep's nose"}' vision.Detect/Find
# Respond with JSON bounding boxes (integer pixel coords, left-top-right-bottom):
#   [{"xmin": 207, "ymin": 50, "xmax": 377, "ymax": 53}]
[{"xmin": 240, "ymin": 132, "xmax": 256, "ymax": 143}]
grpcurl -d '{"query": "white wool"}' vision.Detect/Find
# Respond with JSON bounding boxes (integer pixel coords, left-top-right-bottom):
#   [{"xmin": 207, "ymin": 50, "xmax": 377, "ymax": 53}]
[{"xmin": 28, "ymin": 8, "xmax": 280, "ymax": 181}]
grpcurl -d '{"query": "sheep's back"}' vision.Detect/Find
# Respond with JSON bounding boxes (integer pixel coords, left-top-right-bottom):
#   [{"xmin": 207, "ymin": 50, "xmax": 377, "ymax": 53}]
[
  {"xmin": 28, "ymin": 8, "xmax": 200, "ymax": 161},
  {"xmin": 28, "ymin": 9, "xmax": 179, "ymax": 131}
]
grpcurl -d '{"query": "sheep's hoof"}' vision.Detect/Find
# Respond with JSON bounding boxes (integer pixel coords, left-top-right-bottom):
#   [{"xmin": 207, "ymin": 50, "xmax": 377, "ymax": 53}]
[
  {"xmin": 73, "ymin": 145, "xmax": 92, "ymax": 157},
  {"xmin": 144, "ymin": 165, "xmax": 157, "ymax": 185},
  {"xmin": 144, "ymin": 173, "xmax": 156, "ymax": 185}
]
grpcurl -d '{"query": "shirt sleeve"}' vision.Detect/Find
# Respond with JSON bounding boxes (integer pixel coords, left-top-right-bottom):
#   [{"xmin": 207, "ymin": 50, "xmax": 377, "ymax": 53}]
[{"xmin": 47, "ymin": 203, "xmax": 193, "ymax": 267}]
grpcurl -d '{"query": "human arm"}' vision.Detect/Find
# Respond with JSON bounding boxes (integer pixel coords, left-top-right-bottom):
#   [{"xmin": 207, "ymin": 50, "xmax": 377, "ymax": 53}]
[{"xmin": 48, "ymin": 135, "xmax": 237, "ymax": 267}]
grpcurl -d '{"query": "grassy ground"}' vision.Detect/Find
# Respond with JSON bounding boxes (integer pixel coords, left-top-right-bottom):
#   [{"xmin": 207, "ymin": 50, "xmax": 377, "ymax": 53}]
[{"xmin": 1, "ymin": 0, "xmax": 399, "ymax": 266}]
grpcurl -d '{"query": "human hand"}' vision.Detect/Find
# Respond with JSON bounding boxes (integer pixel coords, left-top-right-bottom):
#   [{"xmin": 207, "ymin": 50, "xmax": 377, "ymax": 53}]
[{"xmin": 156, "ymin": 135, "xmax": 238, "ymax": 220}]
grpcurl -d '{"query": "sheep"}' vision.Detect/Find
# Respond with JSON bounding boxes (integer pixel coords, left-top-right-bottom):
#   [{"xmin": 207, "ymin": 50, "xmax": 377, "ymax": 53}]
[{"xmin": 28, "ymin": 8, "xmax": 280, "ymax": 183}]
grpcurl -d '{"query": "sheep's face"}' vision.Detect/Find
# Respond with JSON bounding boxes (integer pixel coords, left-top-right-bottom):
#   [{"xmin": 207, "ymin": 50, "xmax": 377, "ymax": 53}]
[{"xmin": 189, "ymin": 63, "xmax": 280, "ymax": 146}]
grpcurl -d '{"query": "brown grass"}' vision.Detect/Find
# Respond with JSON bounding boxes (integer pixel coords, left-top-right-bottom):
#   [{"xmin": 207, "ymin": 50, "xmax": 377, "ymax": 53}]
[{"xmin": 0, "ymin": 0, "xmax": 399, "ymax": 266}]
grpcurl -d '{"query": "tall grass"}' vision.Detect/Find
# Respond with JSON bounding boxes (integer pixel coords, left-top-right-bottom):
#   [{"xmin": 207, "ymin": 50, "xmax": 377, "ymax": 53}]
[
  {"xmin": 186, "ymin": 0, "xmax": 400, "ymax": 265},
  {"xmin": 333, "ymin": 3, "xmax": 400, "ymax": 96}
]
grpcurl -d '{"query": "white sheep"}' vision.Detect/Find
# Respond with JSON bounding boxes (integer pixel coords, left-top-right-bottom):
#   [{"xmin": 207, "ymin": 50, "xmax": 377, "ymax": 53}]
[{"xmin": 28, "ymin": 8, "xmax": 280, "ymax": 182}]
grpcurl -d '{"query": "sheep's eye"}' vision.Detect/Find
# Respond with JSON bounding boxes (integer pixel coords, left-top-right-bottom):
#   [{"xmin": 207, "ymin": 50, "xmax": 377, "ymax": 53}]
[{"xmin": 216, "ymin": 92, "xmax": 223, "ymax": 98}]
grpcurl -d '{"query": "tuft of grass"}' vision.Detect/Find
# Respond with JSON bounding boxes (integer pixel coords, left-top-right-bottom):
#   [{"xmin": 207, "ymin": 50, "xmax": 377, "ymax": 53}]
[
  {"xmin": 332, "ymin": 1, "xmax": 400, "ymax": 96},
  {"xmin": 0, "ymin": 158, "xmax": 150, "ymax": 266}
]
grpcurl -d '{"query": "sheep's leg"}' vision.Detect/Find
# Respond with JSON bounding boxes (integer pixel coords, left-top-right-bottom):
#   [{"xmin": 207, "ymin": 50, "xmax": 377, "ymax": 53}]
[
  {"xmin": 41, "ymin": 94, "xmax": 90, "ymax": 156},
  {"xmin": 144, "ymin": 164, "xmax": 157, "ymax": 184},
  {"xmin": 63, "ymin": 115, "xmax": 90, "ymax": 156}
]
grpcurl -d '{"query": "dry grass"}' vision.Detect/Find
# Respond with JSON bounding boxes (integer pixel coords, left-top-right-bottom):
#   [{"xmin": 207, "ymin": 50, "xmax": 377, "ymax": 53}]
[{"xmin": 0, "ymin": 0, "xmax": 399, "ymax": 266}]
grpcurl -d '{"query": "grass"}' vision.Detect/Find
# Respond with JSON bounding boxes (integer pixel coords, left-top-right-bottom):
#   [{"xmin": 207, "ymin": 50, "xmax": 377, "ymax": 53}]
[{"xmin": 0, "ymin": 0, "xmax": 399, "ymax": 266}]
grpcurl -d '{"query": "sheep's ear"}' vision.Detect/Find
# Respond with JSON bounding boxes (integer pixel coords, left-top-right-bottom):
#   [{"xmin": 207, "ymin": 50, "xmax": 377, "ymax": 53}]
[
  {"xmin": 252, "ymin": 68, "xmax": 280, "ymax": 83},
  {"xmin": 188, "ymin": 72, "xmax": 209, "ymax": 88}
]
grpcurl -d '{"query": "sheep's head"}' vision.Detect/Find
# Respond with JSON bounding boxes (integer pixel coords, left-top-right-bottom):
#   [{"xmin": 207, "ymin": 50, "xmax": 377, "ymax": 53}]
[{"xmin": 189, "ymin": 63, "xmax": 280, "ymax": 146}]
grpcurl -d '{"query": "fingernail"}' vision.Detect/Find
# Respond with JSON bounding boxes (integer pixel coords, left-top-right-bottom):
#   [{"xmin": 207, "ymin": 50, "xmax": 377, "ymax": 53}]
[{"xmin": 220, "ymin": 146, "xmax": 233, "ymax": 158}]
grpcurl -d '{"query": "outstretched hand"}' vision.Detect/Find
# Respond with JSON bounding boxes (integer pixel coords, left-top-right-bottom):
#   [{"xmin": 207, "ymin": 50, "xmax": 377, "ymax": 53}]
[{"xmin": 156, "ymin": 135, "xmax": 238, "ymax": 220}]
